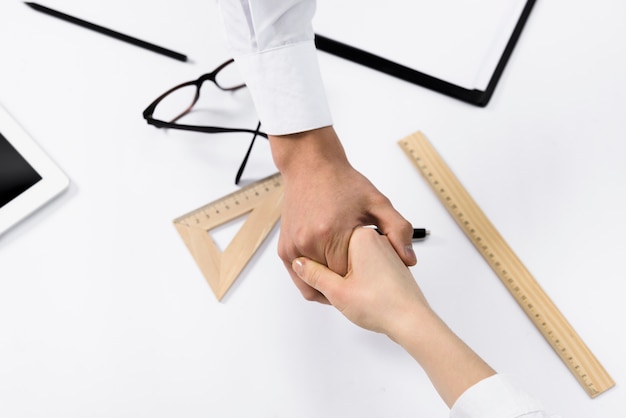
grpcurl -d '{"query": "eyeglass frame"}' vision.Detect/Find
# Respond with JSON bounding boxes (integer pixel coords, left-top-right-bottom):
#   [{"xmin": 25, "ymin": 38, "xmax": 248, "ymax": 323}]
[{"xmin": 142, "ymin": 58, "xmax": 268, "ymax": 184}]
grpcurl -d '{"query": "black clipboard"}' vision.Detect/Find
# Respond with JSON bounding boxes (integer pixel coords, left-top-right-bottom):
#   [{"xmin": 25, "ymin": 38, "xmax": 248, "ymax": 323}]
[{"xmin": 315, "ymin": 0, "xmax": 536, "ymax": 107}]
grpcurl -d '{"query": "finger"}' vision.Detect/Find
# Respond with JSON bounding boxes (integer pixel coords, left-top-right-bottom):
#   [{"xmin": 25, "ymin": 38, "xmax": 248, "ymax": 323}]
[
  {"xmin": 292, "ymin": 257, "xmax": 343, "ymax": 301},
  {"xmin": 283, "ymin": 259, "xmax": 330, "ymax": 304},
  {"xmin": 278, "ymin": 233, "xmax": 330, "ymax": 304},
  {"xmin": 323, "ymin": 231, "xmax": 352, "ymax": 277},
  {"xmin": 369, "ymin": 206, "xmax": 417, "ymax": 266}
]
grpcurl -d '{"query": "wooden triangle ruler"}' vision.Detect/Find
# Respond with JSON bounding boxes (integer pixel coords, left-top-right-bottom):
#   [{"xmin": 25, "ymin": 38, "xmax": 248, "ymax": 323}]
[
  {"xmin": 173, "ymin": 173, "xmax": 283, "ymax": 301},
  {"xmin": 399, "ymin": 131, "xmax": 614, "ymax": 398}
]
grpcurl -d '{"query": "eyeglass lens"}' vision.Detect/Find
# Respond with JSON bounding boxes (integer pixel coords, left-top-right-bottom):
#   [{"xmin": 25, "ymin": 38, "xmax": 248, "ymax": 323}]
[{"xmin": 152, "ymin": 62, "xmax": 248, "ymax": 126}]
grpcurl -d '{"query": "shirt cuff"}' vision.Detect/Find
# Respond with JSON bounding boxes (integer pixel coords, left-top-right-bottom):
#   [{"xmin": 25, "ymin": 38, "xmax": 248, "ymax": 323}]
[
  {"xmin": 450, "ymin": 374, "xmax": 547, "ymax": 418},
  {"xmin": 234, "ymin": 40, "xmax": 332, "ymax": 136}
]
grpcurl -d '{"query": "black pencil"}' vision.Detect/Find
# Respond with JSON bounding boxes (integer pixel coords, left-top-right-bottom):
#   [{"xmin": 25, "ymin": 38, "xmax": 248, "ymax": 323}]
[
  {"xmin": 374, "ymin": 228, "xmax": 430, "ymax": 241},
  {"xmin": 24, "ymin": 2, "xmax": 188, "ymax": 62}
]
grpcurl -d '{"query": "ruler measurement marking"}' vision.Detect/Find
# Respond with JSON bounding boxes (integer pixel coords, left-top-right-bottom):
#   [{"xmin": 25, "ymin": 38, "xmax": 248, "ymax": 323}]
[
  {"xmin": 173, "ymin": 172, "xmax": 284, "ymax": 301},
  {"xmin": 413, "ymin": 142, "xmax": 562, "ymax": 373},
  {"xmin": 176, "ymin": 174, "xmax": 283, "ymax": 229},
  {"xmin": 399, "ymin": 132, "xmax": 614, "ymax": 398},
  {"xmin": 423, "ymin": 141, "xmax": 593, "ymax": 389}
]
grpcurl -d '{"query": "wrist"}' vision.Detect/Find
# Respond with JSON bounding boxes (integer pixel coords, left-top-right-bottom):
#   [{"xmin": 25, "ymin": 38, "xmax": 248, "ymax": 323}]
[
  {"xmin": 389, "ymin": 305, "xmax": 496, "ymax": 408},
  {"xmin": 386, "ymin": 305, "xmax": 444, "ymax": 350},
  {"xmin": 269, "ymin": 126, "xmax": 350, "ymax": 178}
]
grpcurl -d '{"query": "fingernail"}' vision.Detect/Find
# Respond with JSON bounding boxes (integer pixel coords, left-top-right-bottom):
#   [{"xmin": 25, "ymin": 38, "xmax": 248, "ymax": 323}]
[
  {"xmin": 293, "ymin": 259, "xmax": 304, "ymax": 276},
  {"xmin": 405, "ymin": 245, "xmax": 417, "ymax": 263}
]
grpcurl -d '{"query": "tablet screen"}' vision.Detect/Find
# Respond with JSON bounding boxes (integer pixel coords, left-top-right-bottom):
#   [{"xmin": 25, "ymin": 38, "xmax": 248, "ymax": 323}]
[{"xmin": 0, "ymin": 130, "xmax": 42, "ymax": 208}]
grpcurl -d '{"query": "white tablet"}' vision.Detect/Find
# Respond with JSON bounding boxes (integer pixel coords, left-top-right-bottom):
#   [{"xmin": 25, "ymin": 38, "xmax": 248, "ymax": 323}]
[{"xmin": 0, "ymin": 104, "xmax": 69, "ymax": 236}]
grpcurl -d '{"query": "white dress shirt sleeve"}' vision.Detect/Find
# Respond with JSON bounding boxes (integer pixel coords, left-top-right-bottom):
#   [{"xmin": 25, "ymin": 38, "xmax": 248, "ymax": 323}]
[
  {"xmin": 450, "ymin": 374, "xmax": 561, "ymax": 418},
  {"xmin": 217, "ymin": 0, "xmax": 332, "ymax": 135}
]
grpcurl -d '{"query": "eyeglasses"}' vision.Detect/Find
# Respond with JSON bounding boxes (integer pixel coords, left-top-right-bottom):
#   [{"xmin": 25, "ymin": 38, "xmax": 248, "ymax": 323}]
[{"xmin": 142, "ymin": 59, "xmax": 267, "ymax": 184}]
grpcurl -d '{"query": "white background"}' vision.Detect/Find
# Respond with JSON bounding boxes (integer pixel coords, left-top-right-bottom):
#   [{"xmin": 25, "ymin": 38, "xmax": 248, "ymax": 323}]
[{"xmin": 1, "ymin": 0, "xmax": 625, "ymax": 417}]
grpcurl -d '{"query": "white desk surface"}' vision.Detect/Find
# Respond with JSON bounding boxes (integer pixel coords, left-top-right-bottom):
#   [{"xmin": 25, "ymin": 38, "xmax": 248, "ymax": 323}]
[{"xmin": 1, "ymin": 1, "xmax": 625, "ymax": 416}]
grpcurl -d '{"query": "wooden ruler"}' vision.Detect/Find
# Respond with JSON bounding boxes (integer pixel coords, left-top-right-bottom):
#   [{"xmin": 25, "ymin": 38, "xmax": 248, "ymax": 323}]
[
  {"xmin": 398, "ymin": 131, "xmax": 614, "ymax": 398},
  {"xmin": 174, "ymin": 173, "xmax": 283, "ymax": 301}
]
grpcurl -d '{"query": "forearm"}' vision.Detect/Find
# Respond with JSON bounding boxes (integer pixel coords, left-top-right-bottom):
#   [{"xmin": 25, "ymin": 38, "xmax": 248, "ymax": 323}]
[{"xmin": 390, "ymin": 307, "xmax": 496, "ymax": 408}]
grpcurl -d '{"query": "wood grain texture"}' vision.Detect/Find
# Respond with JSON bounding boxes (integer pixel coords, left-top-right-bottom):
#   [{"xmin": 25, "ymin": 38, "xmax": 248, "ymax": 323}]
[
  {"xmin": 174, "ymin": 173, "xmax": 283, "ymax": 301},
  {"xmin": 399, "ymin": 131, "xmax": 614, "ymax": 398}
]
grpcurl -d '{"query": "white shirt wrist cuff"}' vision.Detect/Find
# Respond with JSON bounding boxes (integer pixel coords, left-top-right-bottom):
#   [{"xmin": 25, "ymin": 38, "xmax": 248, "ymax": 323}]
[
  {"xmin": 234, "ymin": 41, "xmax": 332, "ymax": 136},
  {"xmin": 450, "ymin": 374, "xmax": 546, "ymax": 418}
]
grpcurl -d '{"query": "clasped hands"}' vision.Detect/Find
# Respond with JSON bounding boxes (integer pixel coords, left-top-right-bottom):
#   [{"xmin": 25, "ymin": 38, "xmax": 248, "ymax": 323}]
[
  {"xmin": 269, "ymin": 126, "xmax": 417, "ymax": 304},
  {"xmin": 269, "ymin": 127, "xmax": 496, "ymax": 407}
]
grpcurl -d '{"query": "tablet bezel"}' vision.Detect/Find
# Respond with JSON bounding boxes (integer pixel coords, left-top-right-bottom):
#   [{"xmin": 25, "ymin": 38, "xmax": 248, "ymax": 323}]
[{"xmin": 0, "ymin": 104, "xmax": 69, "ymax": 235}]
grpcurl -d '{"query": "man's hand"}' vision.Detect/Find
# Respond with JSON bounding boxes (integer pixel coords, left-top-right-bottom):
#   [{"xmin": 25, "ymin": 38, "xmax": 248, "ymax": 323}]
[{"xmin": 269, "ymin": 126, "xmax": 416, "ymax": 303}]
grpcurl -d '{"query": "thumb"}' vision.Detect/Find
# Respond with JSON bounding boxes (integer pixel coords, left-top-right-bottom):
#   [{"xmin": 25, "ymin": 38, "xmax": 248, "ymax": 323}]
[
  {"xmin": 292, "ymin": 257, "xmax": 343, "ymax": 299},
  {"xmin": 370, "ymin": 208, "xmax": 417, "ymax": 267}
]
